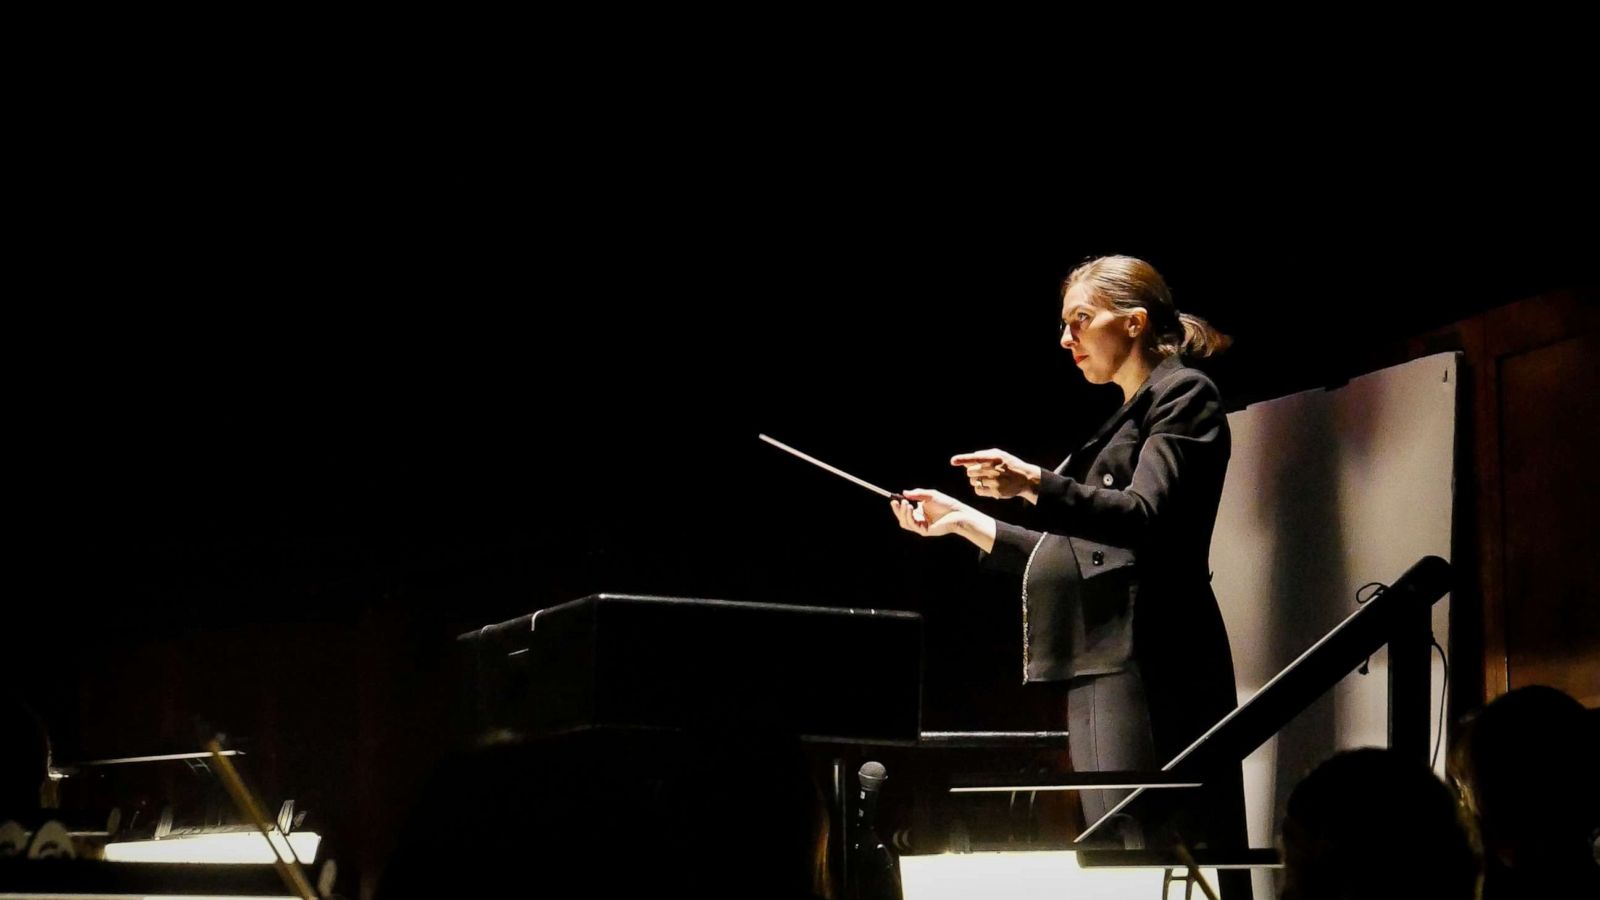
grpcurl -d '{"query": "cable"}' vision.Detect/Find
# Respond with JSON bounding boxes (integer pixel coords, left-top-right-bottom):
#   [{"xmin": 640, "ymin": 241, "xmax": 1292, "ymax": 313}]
[
  {"xmin": 1431, "ymin": 637, "xmax": 1449, "ymax": 769},
  {"xmin": 1352, "ymin": 581, "xmax": 1449, "ymax": 767},
  {"xmin": 1356, "ymin": 583, "xmax": 1388, "ymax": 675}
]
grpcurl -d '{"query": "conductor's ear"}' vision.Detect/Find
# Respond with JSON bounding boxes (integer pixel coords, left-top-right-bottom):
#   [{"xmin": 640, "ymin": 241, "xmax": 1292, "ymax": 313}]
[{"xmin": 1126, "ymin": 308, "xmax": 1149, "ymax": 338}]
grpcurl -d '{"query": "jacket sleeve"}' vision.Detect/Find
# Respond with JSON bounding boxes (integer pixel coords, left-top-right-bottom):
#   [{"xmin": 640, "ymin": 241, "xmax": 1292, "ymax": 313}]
[{"xmin": 977, "ymin": 520, "xmax": 1046, "ymax": 575}]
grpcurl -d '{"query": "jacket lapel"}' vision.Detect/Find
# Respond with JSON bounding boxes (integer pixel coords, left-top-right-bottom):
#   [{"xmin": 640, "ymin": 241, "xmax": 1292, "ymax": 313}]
[{"xmin": 1072, "ymin": 355, "xmax": 1189, "ymax": 455}]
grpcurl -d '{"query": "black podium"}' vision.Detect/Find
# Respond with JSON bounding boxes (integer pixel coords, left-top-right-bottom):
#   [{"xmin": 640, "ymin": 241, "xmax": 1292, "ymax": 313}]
[{"xmin": 458, "ymin": 593, "xmax": 924, "ymax": 745}]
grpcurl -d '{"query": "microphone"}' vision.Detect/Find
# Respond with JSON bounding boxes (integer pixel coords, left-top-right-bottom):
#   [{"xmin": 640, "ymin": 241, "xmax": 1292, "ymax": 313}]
[
  {"xmin": 850, "ymin": 761, "xmax": 902, "ymax": 900},
  {"xmin": 858, "ymin": 760, "xmax": 887, "ymax": 820}
]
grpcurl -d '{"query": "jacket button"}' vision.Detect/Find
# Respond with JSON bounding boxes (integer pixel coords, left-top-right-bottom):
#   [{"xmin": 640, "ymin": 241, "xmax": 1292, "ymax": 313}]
[
  {"xmin": 1102, "ymin": 473, "xmax": 1115, "ymax": 487},
  {"xmin": 1091, "ymin": 551, "xmax": 1105, "ymax": 566}
]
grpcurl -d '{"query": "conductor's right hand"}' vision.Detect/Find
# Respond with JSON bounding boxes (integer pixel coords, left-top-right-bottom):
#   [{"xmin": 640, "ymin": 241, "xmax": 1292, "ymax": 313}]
[{"xmin": 890, "ymin": 489, "xmax": 974, "ymax": 538}]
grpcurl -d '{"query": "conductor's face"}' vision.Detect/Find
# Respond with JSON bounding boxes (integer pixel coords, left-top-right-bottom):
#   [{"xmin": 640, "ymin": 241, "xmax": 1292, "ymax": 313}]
[{"xmin": 1059, "ymin": 284, "xmax": 1137, "ymax": 385}]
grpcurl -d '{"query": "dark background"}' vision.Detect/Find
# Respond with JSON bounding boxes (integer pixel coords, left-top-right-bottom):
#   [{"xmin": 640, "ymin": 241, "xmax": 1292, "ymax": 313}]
[
  {"xmin": 16, "ymin": 130, "xmax": 1590, "ymax": 658},
  {"xmin": 5, "ymin": 64, "xmax": 1593, "ymax": 893}
]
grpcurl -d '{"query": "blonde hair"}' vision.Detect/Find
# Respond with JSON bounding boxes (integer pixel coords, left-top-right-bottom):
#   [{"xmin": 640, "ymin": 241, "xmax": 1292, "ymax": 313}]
[{"xmin": 1063, "ymin": 255, "xmax": 1232, "ymax": 359}]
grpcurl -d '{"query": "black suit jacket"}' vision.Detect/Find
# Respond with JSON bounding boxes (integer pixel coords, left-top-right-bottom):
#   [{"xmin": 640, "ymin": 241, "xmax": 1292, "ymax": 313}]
[{"xmin": 982, "ymin": 354, "xmax": 1234, "ymax": 682}]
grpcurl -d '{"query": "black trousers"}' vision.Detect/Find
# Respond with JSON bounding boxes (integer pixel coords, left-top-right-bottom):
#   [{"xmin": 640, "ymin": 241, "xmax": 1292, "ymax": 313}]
[
  {"xmin": 1058, "ymin": 655, "xmax": 1252, "ymax": 896},
  {"xmin": 1066, "ymin": 662, "xmax": 1159, "ymax": 842}
]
